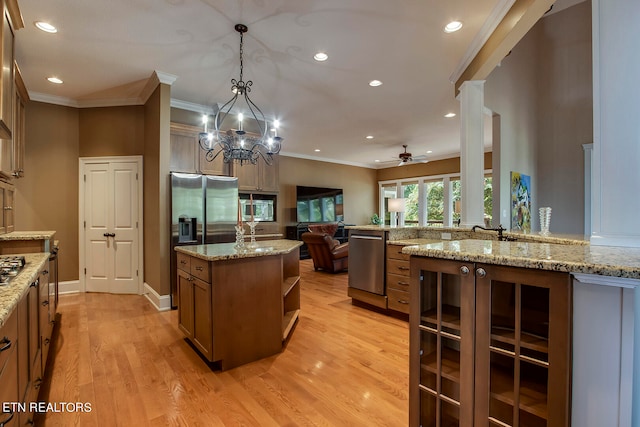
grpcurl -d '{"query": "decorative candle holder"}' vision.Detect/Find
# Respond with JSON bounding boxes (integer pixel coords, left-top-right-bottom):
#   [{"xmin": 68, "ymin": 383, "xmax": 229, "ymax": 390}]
[
  {"xmin": 246, "ymin": 220, "xmax": 259, "ymax": 249},
  {"xmin": 234, "ymin": 224, "xmax": 246, "ymax": 250}
]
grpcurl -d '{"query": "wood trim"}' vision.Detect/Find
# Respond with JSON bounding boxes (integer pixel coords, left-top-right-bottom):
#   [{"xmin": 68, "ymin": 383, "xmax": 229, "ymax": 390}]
[
  {"xmin": 13, "ymin": 61, "xmax": 28, "ymax": 101},
  {"xmin": 347, "ymin": 286, "xmax": 387, "ymax": 309},
  {"xmin": 5, "ymin": 0, "xmax": 23, "ymax": 31},
  {"xmin": 454, "ymin": 0, "xmax": 554, "ymax": 94}
]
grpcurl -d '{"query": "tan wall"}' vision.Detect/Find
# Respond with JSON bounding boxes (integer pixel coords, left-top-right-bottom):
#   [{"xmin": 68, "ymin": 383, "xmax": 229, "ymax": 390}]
[
  {"xmin": 278, "ymin": 156, "xmax": 377, "ymax": 228},
  {"xmin": 79, "ymin": 106, "xmax": 145, "ymax": 157},
  {"xmin": 15, "ymin": 102, "xmax": 80, "ymax": 282},
  {"xmin": 143, "ymin": 84, "xmax": 172, "ymax": 296},
  {"xmin": 376, "ymin": 153, "xmax": 493, "ymax": 182}
]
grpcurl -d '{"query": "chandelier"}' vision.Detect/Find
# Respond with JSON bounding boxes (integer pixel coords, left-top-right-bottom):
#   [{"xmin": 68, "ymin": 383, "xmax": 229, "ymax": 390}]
[{"xmin": 198, "ymin": 24, "xmax": 283, "ymax": 166}]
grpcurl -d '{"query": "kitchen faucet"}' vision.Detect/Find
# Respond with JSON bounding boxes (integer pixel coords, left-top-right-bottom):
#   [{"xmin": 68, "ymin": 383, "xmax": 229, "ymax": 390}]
[{"xmin": 471, "ymin": 224, "xmax": 516, "ymax": 241}]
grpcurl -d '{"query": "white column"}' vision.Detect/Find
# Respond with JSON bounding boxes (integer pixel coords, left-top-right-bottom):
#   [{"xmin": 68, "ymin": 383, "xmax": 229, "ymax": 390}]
[
  {"xmin": 458, "ymin": 80, "xmax": 486, "ymax": 228},
  {"xmin": 443, "ymin": 177, "xmax": 452, "ymax": 227},
  {"xmin": 591, "ymin": 0, "xmax": 640, "ymax": 247}
]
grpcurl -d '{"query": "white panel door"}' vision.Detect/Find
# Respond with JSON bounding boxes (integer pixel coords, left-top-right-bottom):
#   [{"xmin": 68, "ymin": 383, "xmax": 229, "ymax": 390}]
[{"xmin": 83, "ymin": 160, "xmax": 140, "ymax": 294}]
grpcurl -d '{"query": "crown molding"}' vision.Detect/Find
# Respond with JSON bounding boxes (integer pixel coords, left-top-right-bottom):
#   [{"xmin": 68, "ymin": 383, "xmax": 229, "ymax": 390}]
[
  {"xmin": 279, "ymin": 151, "xmax": 375, "ymax": 169},
  {"xmin": 170, "ymin": 98, "xmax": 218, "ymax": 115},
  {"xmin": 139, "ymin": 70, "xmax": 178, "ymax": 104},
  {"xmin": 449, "ymin": 0, "xmax": 516, "ymax": 84}
]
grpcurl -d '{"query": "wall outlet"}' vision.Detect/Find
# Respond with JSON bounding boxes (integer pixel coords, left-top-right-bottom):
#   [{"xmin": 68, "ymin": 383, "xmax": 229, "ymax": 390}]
[{"xmin": 441, "ymin": 232, "xmax": 452, "ymax": 240}]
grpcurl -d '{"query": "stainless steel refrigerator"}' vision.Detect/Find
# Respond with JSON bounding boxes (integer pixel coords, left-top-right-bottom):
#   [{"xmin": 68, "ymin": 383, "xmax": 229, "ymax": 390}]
[{"xmin": 170, "ymin": 172, "xmax": 239, "ymax": 308}]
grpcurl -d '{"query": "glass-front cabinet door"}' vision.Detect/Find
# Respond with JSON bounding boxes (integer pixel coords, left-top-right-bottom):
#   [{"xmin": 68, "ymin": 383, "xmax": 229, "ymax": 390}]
[
  {"xmin": 410, "ymin": 257, "xmax": 476, "ymax": 427},
  {"xmin": 474, "ymin": 264, "xmax": 571, "ymax": 427}
]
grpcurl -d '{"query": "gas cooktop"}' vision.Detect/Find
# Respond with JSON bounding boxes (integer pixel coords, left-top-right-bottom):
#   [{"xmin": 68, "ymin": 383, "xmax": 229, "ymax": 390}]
[{"xmin": 0, "ymin": 255, "xmax": 26, "ymax": 286}]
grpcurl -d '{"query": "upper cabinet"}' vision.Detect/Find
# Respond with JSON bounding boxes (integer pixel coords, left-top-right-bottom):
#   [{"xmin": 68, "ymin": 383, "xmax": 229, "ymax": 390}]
[
  {"xmin": 13, "ymin": 61, "xmax": 27, "ymax": 178},
  {"xmin": 0, "ymin": 0, "xmax": 23, "ymax": 182},
  {"xmin": 170, "ymin": 122, "xmax": 229, "ymax": 176},
  {"xmin": 232, "ymin": 155, "xmax": 279, "ymax": 193}
]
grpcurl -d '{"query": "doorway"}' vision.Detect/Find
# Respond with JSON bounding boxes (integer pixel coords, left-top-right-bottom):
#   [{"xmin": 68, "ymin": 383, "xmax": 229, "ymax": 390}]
[{"xmin": 79, "ymin": 156, "xmax": 143, "ymax": 294}]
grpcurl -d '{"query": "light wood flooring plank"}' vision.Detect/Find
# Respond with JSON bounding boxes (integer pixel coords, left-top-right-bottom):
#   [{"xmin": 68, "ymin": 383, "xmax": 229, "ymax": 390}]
[{"xmin": 37, "ymin": 259, "xmax": 408, "ymax": 426}]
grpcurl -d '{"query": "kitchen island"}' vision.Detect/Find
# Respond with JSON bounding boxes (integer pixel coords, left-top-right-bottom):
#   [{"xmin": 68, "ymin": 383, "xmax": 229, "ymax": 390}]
[
  {"xmin": 174, "ymin": 239, "xmax": 302, "ymax": 370},
  {"xmin": 402, "ymin": 239, "xmax": 640, "ymax": 427}
]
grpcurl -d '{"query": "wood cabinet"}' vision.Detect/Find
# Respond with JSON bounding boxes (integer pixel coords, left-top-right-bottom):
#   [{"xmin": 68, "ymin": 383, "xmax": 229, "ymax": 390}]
[
  {"xmin": 170, "ymin": 122, "xmax": 229, "ymax": 176},
  {"xmin": 12, "ymin": 61, "xmax": 27, "ymax": 178},
  {"xmin": 0, "ymin": 180, "xmax": 14, "ymax": 233},
  {"xmin": 232, "ymin": 154, "xmax": 279, "ymax": 192},
  {"xmin": 0, "ymin": 302, "xmax": 18, "ymax": 427},
  {"xmin": 177, "ymin": 253, "xmax": 212, "ymax": 359},
  {"xmin": 386, "ymin": 244, "xmax": 411, "ymax": 314},
  {"xmin": 409, "ymin": 257, "xmax": 571, "ymax": 427},
  {"xmin": 176, "ymin": 244, "xmax": 300, "ymax": 370}
]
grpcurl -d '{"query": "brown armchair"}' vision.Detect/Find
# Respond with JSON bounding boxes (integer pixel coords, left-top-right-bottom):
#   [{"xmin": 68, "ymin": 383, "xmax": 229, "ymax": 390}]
[{"xmin": 301, "ymin": 232, "xmax": 348, "ymax": 273}]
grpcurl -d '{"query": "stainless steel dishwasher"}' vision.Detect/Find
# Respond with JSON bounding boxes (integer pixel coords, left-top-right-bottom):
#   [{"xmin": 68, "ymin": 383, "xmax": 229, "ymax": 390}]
[{"xmin": 348, "ymin": 230, "xmax": 386, "ymax": 295}]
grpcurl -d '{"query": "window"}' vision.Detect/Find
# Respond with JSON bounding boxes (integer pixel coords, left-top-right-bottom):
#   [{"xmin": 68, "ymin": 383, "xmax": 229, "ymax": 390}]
[{"xmin": 380, "ymin": 171, "xmax": 492, "ymax": 227}]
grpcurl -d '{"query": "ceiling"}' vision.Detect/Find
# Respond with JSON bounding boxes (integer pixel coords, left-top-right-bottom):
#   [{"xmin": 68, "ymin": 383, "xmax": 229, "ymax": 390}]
[{"xmin": 16, "ymin": 0, "xmax": 584, "ymax": 169}]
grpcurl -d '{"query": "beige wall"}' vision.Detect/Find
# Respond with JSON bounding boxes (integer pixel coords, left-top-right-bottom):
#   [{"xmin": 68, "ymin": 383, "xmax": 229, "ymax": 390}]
[
  {"xmin": 485, "ymin": 1, "xmax": 591, "ymax": 233},
  {"xmin": 278, "ymin": 156, "xmax": 377, "ymax": 228},
  {"xmin": 376, "ymin": 153, "xmax": 493, "ymax": 182},
  {"xmin": 143, "ymin": 84, "xmax": 172, "ymax": 296},
  {"xmin": 15, "ymin": 102, "xmax": 80, "ymax": 282},
  {"xmin": 79, "ymin": 106, "xmax": 145, "ymax": 157},
  {"xmin": 18, "ymin": 99, "xmax": 163, "ymax": 285}
]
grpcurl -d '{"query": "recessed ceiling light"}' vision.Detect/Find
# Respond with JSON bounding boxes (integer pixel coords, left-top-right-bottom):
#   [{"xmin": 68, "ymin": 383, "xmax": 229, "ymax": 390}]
[
  {"xmin": 369, "ymin": 80, "xmax": 383, "ymax": 87},
  {"xmin": 444, "ymin": 112, "xmax": 456, "ymax": 118},
  {"xmin": 427, "ymin": 150, "xmax": 433, "ymax": 154},
  {"xmin": 35, "ymin": 21, "xmax": 57, "ymax": 33},
  {"xmin": 313, "ymin": 52, "xmax": 328, "ymax": 62},
  {"xmin": 314, "ymin": 149, "xmax": 320, "ymax": 152},
  {"xmin": 47, "ymin": 77, "xmax": 63, "ymax": 84},
  {"xmin": 444, "ymin": 21, "xmax": 463, "ymax": 33},
  {"xmin": 375, "ymin": 160, "xmax": 380, "ymax": 163},
  {"xmin": 366, "ymin": 135, "xmax": 374, "ymax": 140}
]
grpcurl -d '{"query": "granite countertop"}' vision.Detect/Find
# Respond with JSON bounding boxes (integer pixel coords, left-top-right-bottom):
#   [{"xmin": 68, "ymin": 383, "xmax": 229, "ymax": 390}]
[
  {"xmin": 0, "ymin": 231, "xmax": 56, "ymax": 241},
  {"xmin": 402, "ymin": 239, "xmax": 640, "ymax": 279},
  {"xmin": 0, "ymin": 252, "xmax": 51, "ymax": 326},
  {"xmin": 175, "ymin": 239, "xmax": 302, "ymax": 262}
]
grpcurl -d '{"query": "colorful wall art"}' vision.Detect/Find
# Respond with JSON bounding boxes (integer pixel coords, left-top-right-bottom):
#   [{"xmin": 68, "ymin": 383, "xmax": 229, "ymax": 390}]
[{"xmin": 510, "ymin": 172, "xmax": 531, "ymax": 232}]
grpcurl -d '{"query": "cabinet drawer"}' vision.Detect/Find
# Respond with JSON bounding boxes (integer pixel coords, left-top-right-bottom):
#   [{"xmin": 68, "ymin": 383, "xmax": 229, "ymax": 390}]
[
  {"xmin": 176, "ymin": 253, "xmax": 191, "ymax": 273},
  {"xmin": 0, "ymin": 306, "xmax": 18, "ymax": 374},
  {"xmin": 387, "ymin": 244, "xmax": 410, "ymax": 261},
  {"xmin": 387, "ymin": 288, "xmax": 410, "ymax": 314},
  {"xmin": 387, "ymin": 273, "xmax": 410, "ymax": 293},
  {"xmin": 387, "ymin": 258, "xmax": 411, "ymax": 276},
  {"xmin": 190, "ymin": 257, "xmax": 211, "ymax": 283}
]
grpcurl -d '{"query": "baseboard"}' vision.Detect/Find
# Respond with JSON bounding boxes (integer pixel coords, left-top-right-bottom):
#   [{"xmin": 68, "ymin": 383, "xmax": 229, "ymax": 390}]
[
  {"xmin": 143, "ymin": 282, "xmax": 172, "ymax": 312},
  {"xmin": 59, "ymin": 280, "xmax": 80, "ymax": 295}
]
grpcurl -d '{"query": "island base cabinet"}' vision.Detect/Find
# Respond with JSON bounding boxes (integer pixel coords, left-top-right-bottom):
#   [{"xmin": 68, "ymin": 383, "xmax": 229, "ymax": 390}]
[
  {"xmin": 176, "ymin": 244, "xmax": 300, "ymax": 370},
  {"xmin": 410, "ymin": 258, "xmax": 571, "ymax": 427}
]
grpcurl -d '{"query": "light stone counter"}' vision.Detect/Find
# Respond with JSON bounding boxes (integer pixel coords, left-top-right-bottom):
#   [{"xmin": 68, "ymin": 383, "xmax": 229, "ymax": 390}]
[
  {"xmin": 0, "ymin": 252, "xmax": 50, "ymax": 326},
  {"xmin": 402, "ymin": 239, "xmax": 640, "ymax": 279},
  {"xmin": 0, "ymin": 231, "xmax": 56, "ymax": 241},
  {"xmin": 347, "ymin": 225, "xmax": 588, "ymax": 246},
  {"xmin": 175, "ymin": 239, "xmax": 302, "ymax": 262}
]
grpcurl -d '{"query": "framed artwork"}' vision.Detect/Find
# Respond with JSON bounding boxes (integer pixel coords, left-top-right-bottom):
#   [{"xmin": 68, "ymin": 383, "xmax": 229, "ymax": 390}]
[{"xmin": 510, "ymin": 172, "xmax": 531, "ymax": 232}]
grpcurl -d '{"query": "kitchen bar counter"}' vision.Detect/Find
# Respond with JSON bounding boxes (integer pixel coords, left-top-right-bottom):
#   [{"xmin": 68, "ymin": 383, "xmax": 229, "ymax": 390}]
[
  {"xmin": 0, "ymin": 252, "xmax": 50, "ymax": 326},
  {"xmin": 402, "ymin": 239, "xmax": 640, "ymax": 279},
  {"xmin": 175, "ymin": 239, "xmax": 301, "ymax": 262}
]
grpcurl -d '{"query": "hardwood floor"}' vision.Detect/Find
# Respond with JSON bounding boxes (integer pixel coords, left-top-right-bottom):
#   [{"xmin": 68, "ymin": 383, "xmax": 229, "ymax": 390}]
[{"xmin": 38, "ymin": 260, "xmax": 409, "ymax": 426}]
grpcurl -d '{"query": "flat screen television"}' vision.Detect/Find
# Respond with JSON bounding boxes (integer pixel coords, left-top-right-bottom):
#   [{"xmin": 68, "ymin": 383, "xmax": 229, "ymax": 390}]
[{"xmin": 296, "ymin": 186, "xmax": 343, "ymax": 223}]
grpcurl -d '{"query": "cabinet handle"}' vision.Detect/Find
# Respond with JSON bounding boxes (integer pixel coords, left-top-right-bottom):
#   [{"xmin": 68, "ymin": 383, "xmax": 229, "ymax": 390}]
[
  {"xmin": 44, "ymin": 338, "xmax": 50, "ymax": 345},
  {"xmin": 43, "ymin": 270, "xmax": 49, "ymax": 275},
  {"xmin": 42, "ymin": 300, "xmax": 49, "ymax": 306},
  {"xmin": 0, "ymin": 408, "xmax": 14, "ymax": 426},
  {"xmin": 476, "ymin": 268, "xmax": 487, "ymax": 278},
  {"xmin": 180, "ymin": 260, "xmax": 187, "ymax": 265},
  {"xmin": 3, "ymin": 206, "xmax": 12, "ymax": 210},
  {"xmin": 0, "ymin": 337, "xmax": 11, "ymax": 352},
  {"xmin": 397, "ymin": 299, "xmax": 409, "ymax": 305},
  {"xmin": 398, "ymin": 266, "xmax": 409, "ymax": 271},
  {"xmin": 34, "ymin": 377, "xmax": 42, "ymax": 390},
  {"xmin": 195, "ymin": 266, "xmax": 203, "ymax": 271},
  {"xmin": 460, "ymin": 266, "xmax": 470, "ymax": 275},
  {"xmin": 398, "ymin": 281, "xmax": 409, "ymax": 285}
]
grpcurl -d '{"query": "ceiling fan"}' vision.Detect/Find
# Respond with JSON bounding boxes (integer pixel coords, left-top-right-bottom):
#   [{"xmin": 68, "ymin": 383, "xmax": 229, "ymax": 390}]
[{"xmin": 396, "ymin": 144, "xmax": 429, "ymax": 166}]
